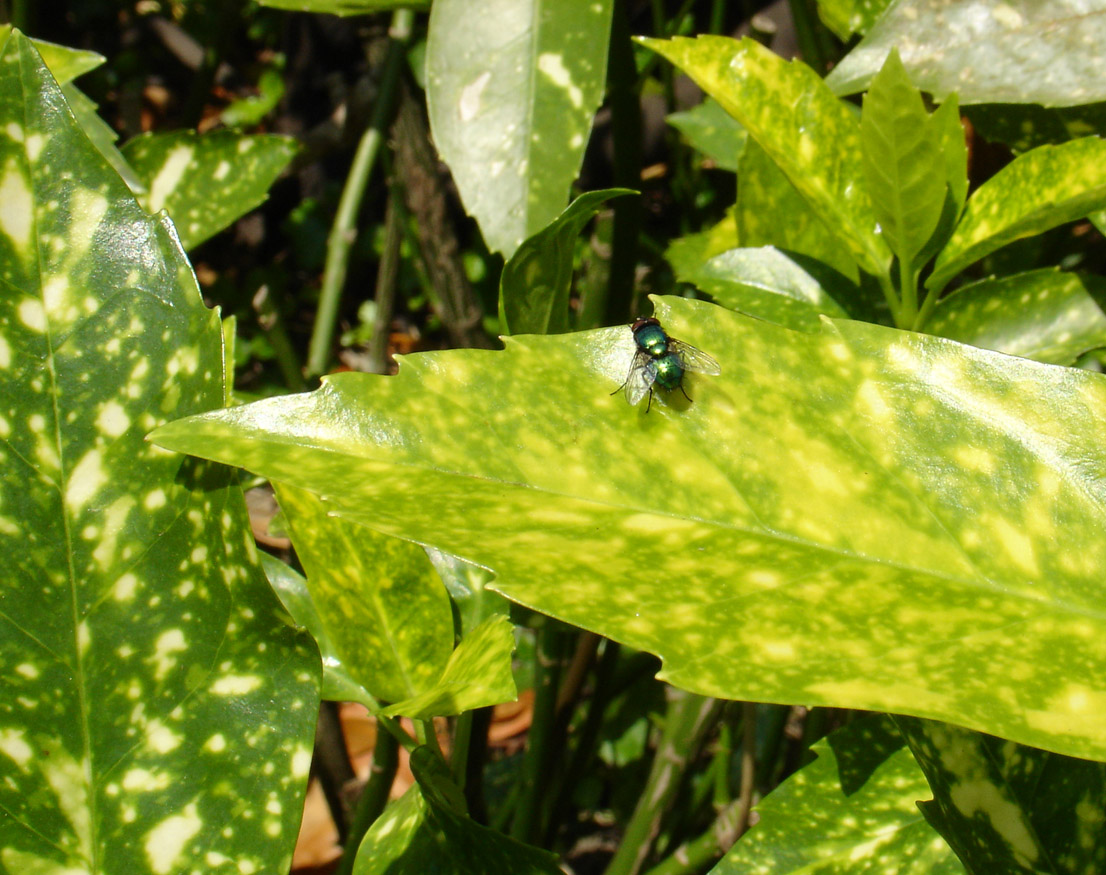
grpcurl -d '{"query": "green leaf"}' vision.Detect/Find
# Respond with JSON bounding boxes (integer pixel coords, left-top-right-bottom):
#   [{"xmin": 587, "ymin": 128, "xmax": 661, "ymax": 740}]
[
  {"xmin": 666, "ymin": 98, "xmax": 747, "ymax": 172},
  {"xmin": 666, "ymin": 213, "xmax": 739, "ymax": 278},
  {"xmin": 930, "ymin": 97, "xmax": 968, "ymax": 216},
  {"xmin": 426, "ymin": 547, "xmax": 511, "ymax": 637},
  {"xmin": 275, "ymin": 483, "xmax": 454, "ymax": 705},
  {"xmin": 826, "ymin": 0, "xmax": 1106, "ymax": 108},
  {"xmin": 408, "ymin": 745, "xmax": 468, "ymax": 816},
  {"xmin": 0, "ymin": 25, "xmax": 105, "ymax": 84},
  {"xmin": 0, "ymin": 33, "xmax": 318, "ymax": 872},
  {"xmin": 815, "ymin": 0, "xmax": 892, "ymax": 41},
  {"xmin": 152, "ymin": 295, "xmax": 1106, "ymax": 760},
  {"xmin": 260, "ymin": 552, "xmax": 382, "ymax": 707},
  {"xmin": 121, "ymin": 130, "xmax": 299, "ymax": 249},
  {"xmin": 640, "ymin": 35, "xmax": 891, "ymax": 278},
  {"xmin": 966, "ymin": 101, "xmax": 1106, "ymax": 154},
  {"xmin": 712, "ymin": 716, "xmax": 963, "ymax": 874},
  {"xmin": 676, "ymin": 246, "xmax": 848, "ymax": 331},
  {"xmin": 62, "ymin": 83, "xmax": 145, "ymax": 194},
  {"xmin": 926, "ymin": 269, "xmax": 1106, "ymax": 365},
  {"xmin": 258, "ymin": 0, "xmax": 429, "ymax": 13},
  {"xmin": 928, "ymin": 137, "xmax": 1106, "ymax": 292},
  {"xmin": 897, "ymin": 718, "xmax": 1106, "ymax": 875},
  {"xmin": 735, "ymin": 138, "xmax": 861, "ymax": 284},
  {"xmin": 426, "ymin": 0, "xmax": 614, "ymax": 257},
  {"xmin": 354, "ymin": 786, "xmax": 562, "ymax": 875},
  {"xmin": 382, "ymin": 615, "xmax": 517, "ymax": 718},
  {"xmin": 860, "ymin": 49, "xmax": 946, "ymax": 270},
  {"xmin": 500, "ymin": 188, "xmax": 635, "ymax": 335}
]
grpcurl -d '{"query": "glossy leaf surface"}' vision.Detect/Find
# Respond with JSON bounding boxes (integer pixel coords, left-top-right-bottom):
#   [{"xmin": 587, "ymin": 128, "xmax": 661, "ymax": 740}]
[
  {"xmin": 426, "ymin": 0, "xmax": 614, "ymax": 257},
  {"xmin": 898, "ymin": 718, "xmax": 1106, "ymax": 874},
  {"xmin": 641, "ymin": 35, "xmax": 890, "ymax": 278},
  {"xmin": 677, "ymin": 246, "xmax": 847, "ymax": 331},
  {"xmin": 827, "ymin": 0, "xmax": 1106, "ymax": 107},
  {"xmin": 382, "ymin": 614, "xmax": 517, "ymax": 718},
  {"xmin": 500, "ymin": 188, "xmax": 635, "ymax": 335},
  {"xmin": 929, "ymin": 137, "xmax": 1106, "ymax": 292},
  {"xmin": 274, "ymin": 483, "xmax": 454, "ymax": 705},
  {"xmin": 354, "ymin": 787, "xmax": 561, "ymax": 874},
  {"xmin": 0, "ymin": 25, "xmax": 104, "ymax": 84},
  {"xmin": 712, "ymin": 716, "xmax": 962, "ymax": 874},
  {"xmin": 860, "ymin": 49, "xmax": 946, "ymax": 270},
  {"xmin": 0, "ymin": 35, "xmax": 318, "ymax": 873},
  {"xmin": 926, "ymin": 270, "xmax": 1106, "ymax": 366},
  {"xmin": 667, "ymin": 98, "xmax": 747, "ymax": 172},
  {"xmin": 122, "ymin": 130, "xmax": 298, "ymax": 250},
  {"xmin": 153, "ymin": 294, "xmax": 1106, "ymax": 760}
]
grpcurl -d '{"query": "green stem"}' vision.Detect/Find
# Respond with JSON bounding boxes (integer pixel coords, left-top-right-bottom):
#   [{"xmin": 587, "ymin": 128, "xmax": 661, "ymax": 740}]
[
  {"xmin": 306, "ymin": 10, "xmax": 414, "ymax": 377},
  {"xmin": 366, "ymin": 185, "xmax": 403, "ymax": 374},
  {"xmin": 898, "ymin": 259, "xmax": 919, "ymax": 327},
  {"xmin": 450, "ymin": 710, "xmax": 474, "ymax": 788},
  {"xmin": 510, "ymin": 619, "xmax": 563, "ymax": 844},
  {"xmin": 913, "ymin": 278, "xmax": 944, "ymax": 331},
  {"xmin": 876, "ymin": 271, "xmax": 903, "ymax": 327},
  {"xmin": 603, "ymin": 690, "xmax": 723, "ymax": 875},
  {"xmin": 639, "ymin": 796, "xmax": 745, "ymax": 875},
  {"xmin": 335, "ymin": 728, "xmax": 399, "ymax": 875},
  {"xmin": 252, "ymin": 284, "xmax": 306, "ymax": 391}
]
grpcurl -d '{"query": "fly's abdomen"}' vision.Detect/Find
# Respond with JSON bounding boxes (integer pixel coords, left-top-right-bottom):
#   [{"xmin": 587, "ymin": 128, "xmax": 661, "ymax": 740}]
[{"xmin": 651, "ymin": 354, "xmax": 684, "ymax": 390}]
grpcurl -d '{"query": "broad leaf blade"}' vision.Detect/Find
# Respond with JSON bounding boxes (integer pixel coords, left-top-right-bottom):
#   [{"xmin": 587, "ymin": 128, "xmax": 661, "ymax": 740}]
[
  {"xmin": 826, "ymin": 0, "xmax": 1106, "ymax": 108},
  {"xmin": 927, "ymin": 269, "xmax": 1106, "ymax": 366},
  {"xmin": 382, "ymin": 614, "xmax": 517, "ymax": 718},
  {"xmin": 641, "ymin": 35, "xmax": 891, "ymax": 278},
  {"xmin": 121, "ymin": 130, "xmax": 298, "ymax": 249},
  {"xmin": 929, "ymin": 137, "xmax": 1106, "ymax": 293},
  {"xmin": 677, "ymin": 246, "xmax": 848, "ymax": 331},
  {"xmin": 426, "ymin": 0, "xmax": 614, "ymax": 257},
  {"xmin": 860, "ymin": 49, "xmax": 946, "ymax": 270},
  {"xmin": 897, "ymin": 718, "xmax": 1106, "ymax": 875},
  {"xmin": 712, "ymin": 716, "xmax": 963, "ymax": 874},
  {"xmin": 275, "ymin": 483, "xmax": 454, "ymax": 705},
  {"xmin": 0, "ymin": 34, "xmax": 318, "ymax": 873},
  {"xmin": 667, "ymin": 98, "xmax": 747, "ymax": 172},
  {"xmin": 500, "ymin": 188, "xmax": 635, "ymax": 335},
  {"xmin": 151, "ymin": 295, "xmax": 1106, "ymax": 760}
]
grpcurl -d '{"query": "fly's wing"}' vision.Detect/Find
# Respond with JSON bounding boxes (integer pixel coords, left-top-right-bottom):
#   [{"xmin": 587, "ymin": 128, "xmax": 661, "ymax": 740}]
[
  {"xmin": 669, "ymin": 339, "xmax": 721, "ymax": 375},
  {"xmin": 623, "ymin": 351, "xmax": 656, "ymax": 406}
]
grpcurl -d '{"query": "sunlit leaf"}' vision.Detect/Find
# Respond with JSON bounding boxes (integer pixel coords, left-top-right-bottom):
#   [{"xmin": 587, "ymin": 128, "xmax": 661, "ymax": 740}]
[
  {"xmin": 640, "ymin": 35, "xmax": 891, "ymax": 278},
  {"xmin": 153, "ymin": 294, "xmax": 1106, "ymax": 760},
  {"xmin": 676, "ymin": 246, "xmax": 847, "ymax": 331},
  {"xmin": 712, "ymin": 716, "xmax": 963, "ymax": 874},
  {"xmin": 62, "ymin": 84, "xmax": 144, "ymax": 193},
  {"xmin": 0, "ymin": 34, "xmax": 318, "ymax": 872},
  {"xmin": 897, "ymin": 718, "xmax": 1106, "ymax": 875},
  {"xmin": 426, "ymin": 548, "xmax": 510, "ymax": 637},
  {"xmin": 258, "ymin": 0, "xmax": 429, "ymax": 13},
  {"xmin": 121, "ymin": 130, "xmax": 298, "ymax": 249},
  {"xmin": 354, "ymin": 786, "xmax": 562, "ymax": 874},
  {"xmin": 382, "ymin": 615, "xmax": 517, "ymax": 718},
  {"xmin": 827, "ymin": 0, "xmax": 1106, "ymax": 107},
  {"xmin": 0, "ymin": 25, "xmax": 104, "ymax": 84},
  {"xmin": 275, "ymin": 483, "xmax": 454, "ymax": 705},
  {"xmin": 815, "ymin": 0, "xmax": 892, "ymax": 40},
  {"xmin": 426, "ymin": 0, "xmax": 614, "ymax": 257},
  {"xmin": 667, "ymin": 98, "xmax": 747, "ymax": 172},
  {"xmin": 500, "ymin": 188, "xmax": 635, "ymax": 335},
  {"xmin": 926, "ymin": 269, "xmax": 1106, "ymax": 366},
  {"xmin": 928, "ymin": 137, "xmax": 1106, "ymax": 293},
  {"xmin": 861, "ymin": 49, "xmax": 946, "ymax": 271},
  {"xmin": 667, "ymin": 213, "xmax": 739, "ymax": 280}
]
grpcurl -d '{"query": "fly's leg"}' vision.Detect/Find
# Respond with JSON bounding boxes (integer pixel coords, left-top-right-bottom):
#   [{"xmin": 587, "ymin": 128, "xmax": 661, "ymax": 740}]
[{"xmin": 679, "ymin": 384, "xmax": 692, "ymax": 403}]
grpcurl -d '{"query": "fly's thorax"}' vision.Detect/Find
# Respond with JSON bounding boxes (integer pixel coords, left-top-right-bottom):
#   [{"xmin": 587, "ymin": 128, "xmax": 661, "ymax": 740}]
[
  {"xmin": 651, "ymin": 353, "xmax": 684, "ymax": 390},
  {"xmin": 632, "ymin": 318, "xmax": 670, "ymax": 358}
]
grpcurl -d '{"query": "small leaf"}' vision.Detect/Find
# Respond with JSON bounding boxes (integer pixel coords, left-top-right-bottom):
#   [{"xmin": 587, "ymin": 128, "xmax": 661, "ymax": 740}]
[
  {"xmin": 152, "ymin": 295, "xmax": 1106, "ymax": 760},
  {"xmin": 666, "ymin": 98, "xmax": 747, "ymax": 172},
  {"xmin": 0, "ymin": 25, "xmax": 105, "ymax": 84},
  {"xmin": 409, "ymin": 746, "xmax": 468, "ymax": 816},
  {"xmin": 426, "ymin": 0, "xmax": 614, "ymax": 256},
  {"xmin": 897, "ymin": 717, "xmax": 1106, "ymax": 875},
  {"xmin": 382, "ymin": 615, "xmax": 517, "ymax": 718},
  {"xmin": 929, "ymin": 136, "xmax": 1106, "ymax": 292},
  {"xmin": 736, "ymin": 138, "xmax": 861, "ymax": 283},
  {"xmin": 677, "ymin": 246, "xmax": 847, "ymax": 331},
  {"xmin": 861, "ymin": 49, "xmax": 946, "ymax": 270},
  {"xmin": 425, "ymin": 548, "xmax": 511, "ymax": 637},
  {"xmin": 712, "ymin": 716, "xmax": 963, "ymax": 874},
  {"xmin": 640, "ymin": 35, "xmax": 891, "ymax": 278},
  {"xmin": 500, "ymin": 188, "xmax": 635, "ymax": 335},
  {"xmin": 122, "ymin": 130, "xmax": 298, "ymax": 249},
  {"xmin": 930, "ymin": 97, "xmax": 968, "ymax": 216},
  {"xmin": 816, "ymin": 0, "xmax": 893, "ymax": 40},
  {"xmin": 827, "ymin": 0, "xmax": 1106, "ymax": 108},
  {"xmin": 354, "ymin": 787, "xmax": 562, "ymax": 875},
  {"xmin": 926, "ymin": 269, "xmax": 1106, "ymax": 365},
  {"xmin": 275, "ymin": 483, "xmax": 454, "ymax": 705}
]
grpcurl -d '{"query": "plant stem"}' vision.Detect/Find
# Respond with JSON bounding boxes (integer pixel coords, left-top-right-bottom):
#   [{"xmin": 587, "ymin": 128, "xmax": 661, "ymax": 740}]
[
  {"xmin": 913, "ymin": 281, "xmax": 942, "ymax": 331},
  {"xmin": 366, "ymin": 185, "xmax": 403, "ymax": 374},
  {"xmin": 252, "ymin": 284, "xmax": 306, "ymax": 391},
  {"xmin": 604, "ymin": 689, "xmax": 723, "ymax": 875},
  {"xmin": 450, "ymin": 710, "xmax": 474, "ymax": 787},
  {"xmin": 307, "ymin": 10, "xmax": 414, "ymax": 377},
  {"xmin": 876, "ymin": 271, "xmax": 903, "ymax": 327},
  {"xmin": 335, "ymin": 728, "xmax": 399, "ymax": 875},
  {"xmin": 898, "ymin": 259, "xmax": 919, "ymax": 327}
]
